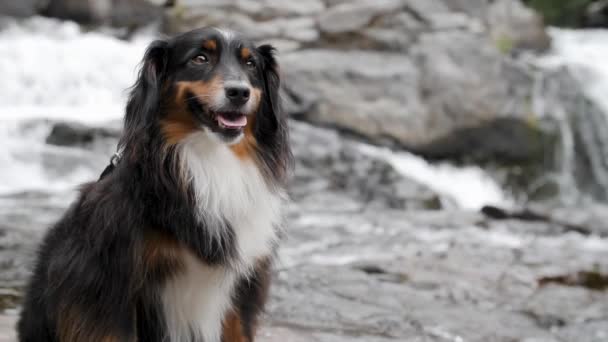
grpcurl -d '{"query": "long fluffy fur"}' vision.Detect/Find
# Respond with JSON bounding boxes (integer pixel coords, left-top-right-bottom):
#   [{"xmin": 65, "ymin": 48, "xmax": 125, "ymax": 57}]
[{"xmin": 18, "ymin": 29, "xmax": 291, "ymax": 342}]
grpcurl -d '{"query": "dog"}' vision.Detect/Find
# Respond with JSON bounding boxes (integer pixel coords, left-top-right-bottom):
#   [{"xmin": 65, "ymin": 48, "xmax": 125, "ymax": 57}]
[{"xmin": 17, "ymin": 27, "xmax": 291, "ymax": 342}]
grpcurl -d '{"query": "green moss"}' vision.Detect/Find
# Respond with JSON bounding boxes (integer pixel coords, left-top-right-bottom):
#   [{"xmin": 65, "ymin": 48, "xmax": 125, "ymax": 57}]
[
  {"xmin": 496, "ymin": 34, "xmax": 515, "ymax": 54},
  {"xmin": 525, "ymin": 0, "xmax": 595, "ymax": 27}
]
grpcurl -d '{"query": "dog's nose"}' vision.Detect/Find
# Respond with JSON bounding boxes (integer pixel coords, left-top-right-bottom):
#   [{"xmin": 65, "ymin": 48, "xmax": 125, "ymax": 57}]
[{"xmin": 225, "ymin": 85, "xmax": 250, "ymax": 106}]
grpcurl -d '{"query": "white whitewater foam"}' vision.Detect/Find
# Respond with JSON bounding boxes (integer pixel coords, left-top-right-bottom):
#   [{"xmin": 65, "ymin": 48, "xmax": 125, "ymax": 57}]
[
  {"xmin": 357, "ymin": 144, "xmax": 512, "ymax": 211},
  {"xmin": 539, "ymin": 28, "xmax": 608, "ymax": 114},
  {"xmin": 0, "ymin": 17, "xmax": 156, "ymax": 195},
  {"xmin": 0, "ymin": 17, "xmax": 153, "ymax": 122}
]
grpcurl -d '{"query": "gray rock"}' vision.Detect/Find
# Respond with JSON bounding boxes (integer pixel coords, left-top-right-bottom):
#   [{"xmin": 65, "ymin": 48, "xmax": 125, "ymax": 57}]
[
  {"xmin": 282, "ymin": 49, "xmax": 427, "ymax": 146},
  {"xmin": 403, "ymin": 0, "xmax": 451, "ymax": 21},
  {"xmin": 317, "ymin": 0, "xmax": 403, "ymax": 34},
  {"xmin": 0, "ymin": 0, "xmax": 48, "ymax": 17},
  {"xmin": 108, "ymin": 0, "xmax": 163, "ymax": 28},
  {"xmin": 486, "ymin": 0, "xmax": 551, "ymax": 52},
  {"xmin": 281, "ymin": 33, "xmax": 553, "ymax": 166},
  {"xmin": 443, "ymin": 0, "xmax": 490, "ymax": 18},
  {"xmin": 290, "ymin": 122, "xmax": 442, "ymax": 210},
  {"xmin": 44, "ymin": 0, "xmax": 162, "ymax": 27},
  {"xmin": 44, "ymin": 0, "xmax": 112, "ymax": 24},
  {"xmin": 409, "ymin": 31, "xmax": 545, "ymax": 148},
  {"xmin": 46, "ymin": 122, "xmax": 120, "ymax": 147},
  {"xmin": 178, "ymin": 0, "xmax": 325, "ymax": 18}
]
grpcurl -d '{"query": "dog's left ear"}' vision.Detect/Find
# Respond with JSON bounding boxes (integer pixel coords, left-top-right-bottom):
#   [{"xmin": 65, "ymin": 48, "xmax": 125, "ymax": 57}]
[
  {"xmin": 120, "ymin": 39, "xmax": 169, "ymax": 155},
  {"xmin": 256, "ymin": 44, "xmax": 282, "ymax": 135},
  {"xmin": 256, "ymin": 44, "xmax": 292, "ymax": 181}
]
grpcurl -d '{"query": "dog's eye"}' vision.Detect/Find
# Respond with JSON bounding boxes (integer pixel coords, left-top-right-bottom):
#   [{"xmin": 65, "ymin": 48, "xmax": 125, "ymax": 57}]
[
  {"xmin": 192, "ymin": 54, "xmax": 208, "ymax": 65},
  {"xmin": 245, "ymin": 58, "xmax": 256, "ymax": 68}
]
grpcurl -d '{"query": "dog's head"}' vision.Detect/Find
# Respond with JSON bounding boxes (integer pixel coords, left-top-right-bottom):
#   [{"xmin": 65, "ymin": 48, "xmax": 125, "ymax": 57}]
[{"xmin": 121, "ymin": 27, "xmax": 285, "ymax": 155}]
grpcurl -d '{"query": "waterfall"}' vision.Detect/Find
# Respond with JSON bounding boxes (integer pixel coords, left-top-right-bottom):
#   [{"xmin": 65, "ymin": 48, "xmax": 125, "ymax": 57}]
[
  {"xmin": 536, "ymin": 28, "xmax": 608, "ymax": 203},
  {"xmin": 0, "ymin": 17, "xmax": 151, "ymax": 197}
]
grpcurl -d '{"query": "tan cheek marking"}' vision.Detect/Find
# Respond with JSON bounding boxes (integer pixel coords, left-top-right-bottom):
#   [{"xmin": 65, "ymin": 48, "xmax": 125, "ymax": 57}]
[
  {"xmin": 251, "ymin": 88, "xmax": 261, "ymax": 112},
  {"xmin": 203, "ymin": 39, "xmax": 217, "ymax": 51},
  {"xmin": 161, "ymin": 78, "xmax": 223, "ymax": 145},
  {"xmin": 240, "ymin": 47, "xmax": 251, "ymax": 60}
]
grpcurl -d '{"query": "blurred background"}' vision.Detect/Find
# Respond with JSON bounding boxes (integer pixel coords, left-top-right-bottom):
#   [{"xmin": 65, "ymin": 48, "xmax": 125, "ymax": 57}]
[{"xmin": 1, "ymin": 0, "xmax": 608, "ymax": 341}]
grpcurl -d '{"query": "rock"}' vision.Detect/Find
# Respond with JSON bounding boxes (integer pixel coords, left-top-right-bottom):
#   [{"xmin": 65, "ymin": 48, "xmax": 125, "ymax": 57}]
[
  {"xmin": 290, "ymin": 122, "xmax": 442, "ymax": 210},
  {"xmin": 444, "ymin": 0, "xmax": 490, "ymax": 18},
  {"xmin": 178, "ymin": 0, "xmax": 326, "ymax": 18},
  {"xmin": 43, "ymin": 0, "xmax": 111, "ymax": 24},
  {"xmin": 412, "ymin": 31, "xmax": 535, "ymax": 141},
  {"xmin": 317, "ymin": 0, "xmax": 403, "ymax": 34},
  {"xmin": 586, "ymin": 0, "xmax": 608, "ymax": 28},
  {"xmin": 165, "ymin": 1, "xmax": 324, "ymax": 36},
  {"xmin": 45, "ymin": 122, "xmax": 120, "ymax": 147},
  {"xmin": 487, "ymin": 0, "xmax": 551, "ymax": 52},
  {"xmin": 281, "ymin": 30, "xmax": 554, "ymax": 164},
  {"xmin": 403, "ymin": 0, "xmax": 451, "ymax": 21},
  {"xmin": 43, "ymin": 0, "xmax": 162, "ymax": 27},
  {"xmin": 282, "ymin": 49, "xmax": 426, "ymax": 146},
  {"xmin": 0, "ymin": 0, "xmax": 48, "ymax": 17},
  {"xmin": 108, "ymin": 0, "xmax": 163, "ymax": 28},
  {"xmin": 411, "ymin": 118, "xmax": 555, "ymax": 164}
]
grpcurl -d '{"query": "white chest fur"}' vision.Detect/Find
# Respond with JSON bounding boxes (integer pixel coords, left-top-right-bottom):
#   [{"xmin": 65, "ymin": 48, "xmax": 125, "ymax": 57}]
[{"xmin": 161, "ymin": 132, "xmax": 283, "ymax": 342}]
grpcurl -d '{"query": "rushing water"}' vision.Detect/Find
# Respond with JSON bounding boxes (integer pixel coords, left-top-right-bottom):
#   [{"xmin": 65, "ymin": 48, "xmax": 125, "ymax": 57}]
[
  {"xmin": 537, "ymin": 28, "xmax": 608, "ymax": 203},
  {"xmin": 0, "ymin": 18, "xmax": 150, "ymax": 197},
  {"xmin": 541, "ymin": 28, "xmax": 608, "ymax": 114},
  {"xmin": 9, "ymin": 18, "xmax": 608, "ymax": 210}
]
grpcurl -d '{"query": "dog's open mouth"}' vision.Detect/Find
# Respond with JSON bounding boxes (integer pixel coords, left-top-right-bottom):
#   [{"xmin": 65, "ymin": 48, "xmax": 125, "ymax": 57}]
[
  {"xmin": 216, "ymin": 112, "xmax": 247, "ymax": 130},
  {"xmin": 186, "ymin": 96, "xmax": 248, "ymax": 140}
]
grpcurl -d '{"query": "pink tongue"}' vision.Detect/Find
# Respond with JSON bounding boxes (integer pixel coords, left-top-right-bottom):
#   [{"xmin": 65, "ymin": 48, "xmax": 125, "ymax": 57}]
[{"xmin": 218, "ymin": 115, "xmax": 247, "ymax": 128}]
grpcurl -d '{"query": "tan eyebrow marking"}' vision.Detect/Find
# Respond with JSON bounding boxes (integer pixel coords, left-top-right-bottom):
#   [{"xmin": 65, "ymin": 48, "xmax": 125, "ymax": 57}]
[
  {"xmin": 202, "ymin": 39, "xmax": 217, "ymax": 50},
  {"xmin": 240, "ymin": 47, "xmax": 251, "ymax": 60}
]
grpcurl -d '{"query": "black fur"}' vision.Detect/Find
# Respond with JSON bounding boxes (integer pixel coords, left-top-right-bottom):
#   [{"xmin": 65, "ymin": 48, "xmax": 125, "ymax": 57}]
[{"xmin": 18, "ymin": 27, "xmax": 291, "ymax": 342}]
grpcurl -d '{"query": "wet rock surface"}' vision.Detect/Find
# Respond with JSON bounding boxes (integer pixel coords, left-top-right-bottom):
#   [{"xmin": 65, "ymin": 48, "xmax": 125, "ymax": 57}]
[{"xmin": 1, "ymin": 121, "xmax": 607, "ymax": 341}]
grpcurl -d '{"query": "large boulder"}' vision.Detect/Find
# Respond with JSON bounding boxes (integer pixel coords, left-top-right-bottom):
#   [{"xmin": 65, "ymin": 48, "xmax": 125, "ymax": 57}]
[
  {"xmin": 281, "ymin": 30, "xmax": 556, "ymax": 167},
  {"xmin": 281, "ymin": 50, "xmax": 426, "ymax": 147}
]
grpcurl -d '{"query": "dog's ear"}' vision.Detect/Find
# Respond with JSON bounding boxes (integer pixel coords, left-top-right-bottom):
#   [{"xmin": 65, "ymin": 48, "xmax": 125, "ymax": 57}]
[
  {"xmin": 120, "ymin": 39, "xmax": 169, "ymax": 154},
  {"xmin": 256, "ymin": 44, "xmax": 292, "ymax": 181},
  {"xmin": 256, "ymin": 44, "xmax": 281, "ymax": 135}
]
